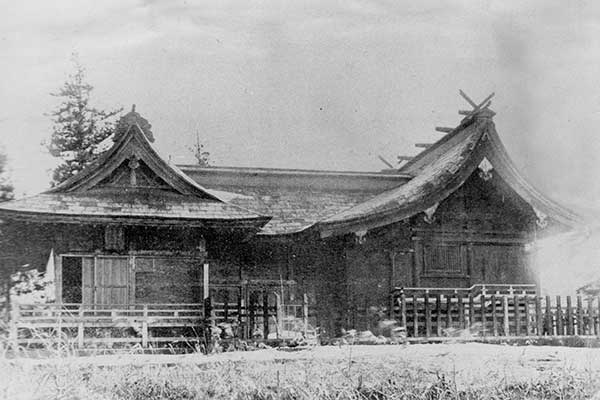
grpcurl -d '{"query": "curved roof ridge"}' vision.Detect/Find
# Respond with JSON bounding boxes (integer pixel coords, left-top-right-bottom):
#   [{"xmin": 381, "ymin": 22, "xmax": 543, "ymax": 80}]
[
  {"xmin": 484, "ymin": 123, "xmax": 584, "ymax": 228},
  {"xmin": 47, "ymin": 121, "xmax": 223, "ymax": 201},
  {"xmin": 318, "ymin": 120, "xmax": 487, "ymax": 237}
]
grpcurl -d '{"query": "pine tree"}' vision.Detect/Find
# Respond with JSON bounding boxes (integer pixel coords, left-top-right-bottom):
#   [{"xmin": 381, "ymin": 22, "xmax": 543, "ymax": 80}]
[
  {"xmin": 46, "ymin": 58, "xmax": 122, "ymax": 185},
  {"xmin": 0, "ymin": 151, "xmax": 14, "ymax": 202}
]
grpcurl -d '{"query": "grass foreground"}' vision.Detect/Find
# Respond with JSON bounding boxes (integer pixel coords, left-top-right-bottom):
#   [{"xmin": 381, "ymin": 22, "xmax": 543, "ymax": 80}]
[{"xmin": 2, "ymin": 343, "xmax": 600, "ymax": 399}]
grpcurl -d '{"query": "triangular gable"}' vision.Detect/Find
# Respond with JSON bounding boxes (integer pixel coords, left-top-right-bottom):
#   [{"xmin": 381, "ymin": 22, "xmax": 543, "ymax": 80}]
[
  {"xmin": 318, "ymin": 114, "xmax": 584, "ymax": 237},
  {"xmin": 47, "ymin": 122, "xmax": 222, "ymax": 201}
]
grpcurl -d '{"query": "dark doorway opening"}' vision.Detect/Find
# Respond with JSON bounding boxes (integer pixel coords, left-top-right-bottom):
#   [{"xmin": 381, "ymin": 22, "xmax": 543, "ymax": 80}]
[{"xmin": 62, "ymin": 257, "xmax": 82, "ymax": 303}]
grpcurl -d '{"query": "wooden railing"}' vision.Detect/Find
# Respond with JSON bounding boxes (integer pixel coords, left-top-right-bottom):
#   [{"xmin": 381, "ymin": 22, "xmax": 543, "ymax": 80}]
[
  {"xmin": 392, "ymin": 290, "xmax": 600, "ymax": 338},
  {"xmin": 8, "ymin": 303, "xmax": 207, "ymax": 348},
  {"xmin": 6, "ymin": 296, "xmax": 313, "ymax": 348}
]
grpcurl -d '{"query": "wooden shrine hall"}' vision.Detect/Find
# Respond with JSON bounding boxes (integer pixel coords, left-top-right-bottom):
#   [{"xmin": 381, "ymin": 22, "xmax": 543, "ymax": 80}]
[{"xmin": 0, "ymin": 93, "xmax": 584, "ymax": 345}]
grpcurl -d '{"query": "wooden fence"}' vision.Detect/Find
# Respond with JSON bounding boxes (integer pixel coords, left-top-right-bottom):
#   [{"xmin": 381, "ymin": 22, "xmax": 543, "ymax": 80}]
[
  {"xmin": 6, "ymin": 295, "xmax": 312, "ymax": 348},
  {"xmin": 392, "ymin": 288, "xmax": 600, "ymax": 338}
]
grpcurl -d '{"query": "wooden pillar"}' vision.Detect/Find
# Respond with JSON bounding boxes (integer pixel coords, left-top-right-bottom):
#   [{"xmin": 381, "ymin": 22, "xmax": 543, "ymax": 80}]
[
  {"xmin": 545, "ymin": 295, "xmax": 553, "ymax": 336},
  {"xmin": 412, "ymin": 238, "xmax": 422, "ymax": 287},
  {"xmin": 55, "ymin": 253, "xmax": 63, "ymax": 304},
  {"xmin": 388, "ymin": 251, "xmax": 397, "ymax": 319},
  {"xmin": 424, "ymin": 292, "xmax": 431, "ymax": 337}
]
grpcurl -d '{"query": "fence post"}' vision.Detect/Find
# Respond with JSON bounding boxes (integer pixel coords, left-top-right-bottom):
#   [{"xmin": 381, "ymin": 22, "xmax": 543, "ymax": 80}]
[
  {"xmin": 400, "ymin": 291, "xmax": 407, "ymax": 329},
  {"xmin": 275, "ymin": 293, "xmax": 283, "ymax": 339},
  {"xmin": 514, "ymin": 295, "xmax": 521, "ymax": 336},
  {"xmin": 577, "ymin": 296, "xmax": 584, "ymax": 335},
  {"xmin": 524, "ymin": 296, "xmax": 530, "ymax": 336},
  {"xmin": 142, "ymin": 305, "xmax": 148, "ymax": 348},
  {"xmin": 435, "ymin": 294, "xmax": 442, "ymax": 337},
  {"xmin": 445, "ymin": 294, "xmax": 452, "ymax": 329},
  {"xmin": 566, "ymin": 296, "xmax": 574, "ymax": 336},
  {"xmin": 223, "ymin": 290, "xmax": 229, "ymax": 322},
  {"xmin": 413, "ymin": 295, "xmax": 419, "ymax": 337},
  {"xmin": 491, "ymin": 294, "xmax": 498, "ymax": 336},
  {"xmin": 545, "ymin": 296, "xmax": 552, "ymax": 336},
  {"xmin": 503, "ymin": 296, "xmax": 509, "ymax": 336},
  {"xmin": 249, "ymin": 293, "xmax": 256, "ymax": 337},
  {"xmin": 77, "ymin": 306, "xmax": 84, "ymax": 348},
  {"xmin": 468, "ymin": 294, "xmax": 475, "ymax": 332},
  {"xmin": 556, "ymin": 296, "xmax": 563, "ymax": 335},
  {"xmin": 480, "ymin": 293, "xmax": 486, "ymax": 337},
  {"xmin": 596, "ymin": 296, "xmax": 600, "ymax": 337},
  {"xmin": 237, "ymin": 288, "xmax": 244, "ymax": 339},
  {"xmin": 535, "ymin": 296, "xmax": 543, "ymax": 336},
  {"xmin": 262, "ymin": 291, "xmax": 269, "ymax": 340},
  {"xmin": 458, "ymin": 295, "xmax": 465, "ymax": 329},
  {"xmin": 587, "ymin": 297, "xmax": 594, "ymax": 335},
  {"xmin": 424, "ymin": 292, "xmax": 431, "ymax": 338},
  {"xmin": 9, "ymin": 302, "xmax": 19, "ymax": 348},
  {"xmin": 302, "ymin": 293, "xmax": 309, "ymax": 337}
]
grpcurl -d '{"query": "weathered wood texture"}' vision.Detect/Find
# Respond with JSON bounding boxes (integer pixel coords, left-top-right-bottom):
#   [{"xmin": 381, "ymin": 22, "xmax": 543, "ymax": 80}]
[{"xmin": 392, "ymin": 289, "xmax": 600, "ymax": 338}]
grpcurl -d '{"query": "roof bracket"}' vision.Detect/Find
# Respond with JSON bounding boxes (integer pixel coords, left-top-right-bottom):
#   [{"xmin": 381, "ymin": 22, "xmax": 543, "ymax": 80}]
[{"xmin": 423, "ymin": 203, "xmax": 439, "ymax": 224}]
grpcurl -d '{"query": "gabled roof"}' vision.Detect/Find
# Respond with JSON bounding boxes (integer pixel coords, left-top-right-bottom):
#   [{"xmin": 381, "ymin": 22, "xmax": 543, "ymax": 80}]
[
  {"xmin": 0, "ymin": 109, "xmax": 270, "ymax": 229},
  {"xmin": 318, "ymin": 110, "xmax": 583, "ymax": 237}
]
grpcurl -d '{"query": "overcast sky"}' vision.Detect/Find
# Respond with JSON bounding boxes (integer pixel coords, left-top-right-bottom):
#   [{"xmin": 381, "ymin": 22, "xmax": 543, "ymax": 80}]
[{"xmin": 1, "ymin": 0, "xmax": 599, "ymax": 213}]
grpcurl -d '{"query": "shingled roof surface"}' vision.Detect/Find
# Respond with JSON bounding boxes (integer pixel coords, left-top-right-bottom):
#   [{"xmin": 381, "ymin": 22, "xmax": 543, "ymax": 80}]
[
  {"xmin": 180, "ymin": 167, "xmax": 410, "ymax": 235},
  {"xmin": 206, "ymin": 187, "xmax": 378, "ymax": 235},
  {"xmin": 0, "ymin": 190, "xmax": 264, "ymax": 222}
]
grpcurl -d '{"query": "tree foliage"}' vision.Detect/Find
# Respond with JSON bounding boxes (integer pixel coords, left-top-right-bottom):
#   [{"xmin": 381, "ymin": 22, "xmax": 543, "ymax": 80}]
[
  {"xmin": 47, "ymin": 58, "xmax": 122, "ymax": 185},
  {"xmin": 0, "ymin": 151, "xmax": 14, "ymax": 201}
]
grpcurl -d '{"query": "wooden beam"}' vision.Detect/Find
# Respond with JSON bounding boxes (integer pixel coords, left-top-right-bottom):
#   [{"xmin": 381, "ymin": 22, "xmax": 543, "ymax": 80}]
[
  {"xmin": 397, "ymin": 155, "xmax": 414, "ymax": 162},
  {"xmin": 415, "ymin": 143, "xmax": 432, "ymax": 149},
  {"xmin": 378, "ymin": 155, "xmax": 394, "ymax": 169},
  {"xmin": 435, "ymin": 127, "xmax": 454, "ymax": 133},
  {"xmin": 459, "ymin": 97, "xmax": 494, "ymax": 116},
  {"xmin": 459, "ymin": 89, "xmax": 477, "ymax": 108}
]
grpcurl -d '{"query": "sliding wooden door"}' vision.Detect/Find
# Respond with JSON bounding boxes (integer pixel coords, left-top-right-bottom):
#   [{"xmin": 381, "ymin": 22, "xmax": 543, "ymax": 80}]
[{"xmin": 82, "ymin": 256, "xmax": 130, "ymax": 306}]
